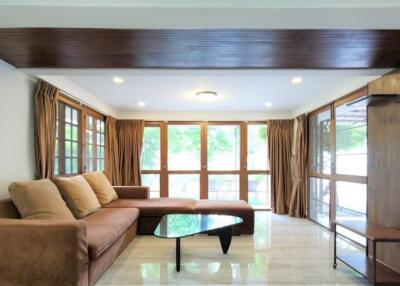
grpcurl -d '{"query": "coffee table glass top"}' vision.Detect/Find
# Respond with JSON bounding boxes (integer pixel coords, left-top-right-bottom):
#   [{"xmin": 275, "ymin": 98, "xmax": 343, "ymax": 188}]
[{"xmin": 154, "ymin": 214, "xmax": 243, "ymax": 238}]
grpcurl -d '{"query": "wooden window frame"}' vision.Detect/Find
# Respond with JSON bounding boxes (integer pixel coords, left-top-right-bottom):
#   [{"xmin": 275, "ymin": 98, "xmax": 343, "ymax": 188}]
[{"xmin": 55, "ymin": 93, "xmax": 106, "ymax": 177}]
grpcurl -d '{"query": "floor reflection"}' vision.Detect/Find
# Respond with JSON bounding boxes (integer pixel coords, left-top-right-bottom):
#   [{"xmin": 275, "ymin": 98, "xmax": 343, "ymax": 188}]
[{"xmin": 96, "ymin": 212, "xmax": 370, "ymax": 285}]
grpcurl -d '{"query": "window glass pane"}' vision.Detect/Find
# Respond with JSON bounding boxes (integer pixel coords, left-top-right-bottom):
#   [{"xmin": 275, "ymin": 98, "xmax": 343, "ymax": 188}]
[
  {"xmin": 247, "ymin": 124, "xmax": 268, "ymax": 170},
  {"xmin": 72, "ymin": 142, "xmax": 78, "ymax": 157},
  {"xmin": 72, "ymin": 126, "xmax": 78, "ymax": 141},
  {"xmin": 88, "ymin": 116, "xmax": 93, "ymax": 130},
  {"xmin": 72, "ymin": 159, "xmax": 79, "ymax": 173},
  {"xmin": 309, "ymin": 177, "xmax": 330, "ymax": 228},
  {"xmin": 88, "ymin": 130, "xmax": 93, "ymax": 144},
  {"xmin": 65, "ymin": 106, "xmax": 71, "ymax": 123},
  {"xmin": 55, "ymin": 139, "xmax": 58, "ymax": 156},
  {"xmin": 208, "ymin": 175, "xmax": 239, "ymax": 200},
  {"xmin": 309, "ymin": 110, "xmax": 331, "ymax": 175},
  {"xmin": 248, "ymin": 174, "xmax": 271, "ymax": 209},
  {"xmin": 87, "ymin": 159, "xmax": 93, "ymax": 172},
  {"xmin": 65, "ymin": 159, "xmax": 72, "ymax": 174},
  {"xmin": 65, "ymin": 123, "xmax": 72, "ymax": 140},
  {"xmin": 208, "ymin": 125, "xmax": 240, "ymax": 171},
  {"xmin": 142, "ymin": 126, "xmax": 161, "ymax": 170},
  {"xmin": 141, "ymin": 174, "xmax": 160, "ymax": 198},
  {"xmin": 54, "ymin": 158, "xmax": 59, "ymax": 175},
  {"xmin": 65, "ymin": 141, "xmax": 71, "ymax": 157},
  {"xmin": 87, "ymin": 144, "xmax": 93, "ymax": 157},
  {"xmin": 96, "ymin": 119, "xmax": 101, "ymax": 132},
  {"xmin": 336, "ymin": 181, "xmax": 366, "ymax": 221},
  {"xmin": 72, "ymin": 109, "xmax": 78, "ymax": 125},
  {"xmin": 97, "ymin": 147, "xmax": 101, "ymax": 159},
  {"xmin": 335, "ymin": 104, "xmax": 367, "ymax": 176},
  {"xmin": 169, "ymin": 174, "xmax": 200, "ymax": 200},
  {"xmin": 168, "ymin": 125, "xmax": 201, "ymax": 170}
]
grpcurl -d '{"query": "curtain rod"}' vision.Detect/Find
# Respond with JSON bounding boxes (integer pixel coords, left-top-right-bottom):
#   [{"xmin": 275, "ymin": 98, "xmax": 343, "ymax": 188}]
[
  {"xmin": 58, "ymin": 89, "xmax": 111, "ymax": 117},
  {"xmin": 35, "ymin": 77, "xmax": 111, "ymax": 117}
]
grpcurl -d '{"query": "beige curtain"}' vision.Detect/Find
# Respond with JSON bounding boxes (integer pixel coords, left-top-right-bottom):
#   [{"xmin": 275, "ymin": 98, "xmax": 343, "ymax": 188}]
[
  {"xmin": 105, "ymin": 117, "xmax": 120, "ymax": 185},
  {"xmin": 34, "ymin": 80, "xmax": 58, "ymax": 179},
  {"xmin": 289, "ymin": 114, "xmax": 308, "ymax": 218},
  {"xmin": 116, "ymin": 120, "xmax": 145, "ymax": 186},
  {"xmin": 268, "ymin": 119, "xmax": 294, "ymax": 214}
]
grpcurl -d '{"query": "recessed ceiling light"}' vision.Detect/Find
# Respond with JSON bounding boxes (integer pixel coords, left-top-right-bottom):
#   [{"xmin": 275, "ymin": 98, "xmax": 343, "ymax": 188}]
[
  {"xmin": 113, "ymin": 76, "xmax": 124, "ymax": 84},
  {"xmin": 265, "ymin": 102, "xmax": 272, "ymax": 108},
  {"xmin": 137, "ymin": 101, "xmax": 146, "ymax": 107},
  {"xmin": 195, "ymin": 91, "xmax": 218, "ymax": 102},
  {"xmin": 291, "ymin": 76, "xmax": 303, "ymax": 84}
]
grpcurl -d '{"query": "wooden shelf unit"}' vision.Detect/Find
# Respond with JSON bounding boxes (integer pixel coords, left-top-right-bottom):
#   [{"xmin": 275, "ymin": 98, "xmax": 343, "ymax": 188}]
[{"xmin": 334, "ymin": 220, "xmax": 400, "ymax": 285}]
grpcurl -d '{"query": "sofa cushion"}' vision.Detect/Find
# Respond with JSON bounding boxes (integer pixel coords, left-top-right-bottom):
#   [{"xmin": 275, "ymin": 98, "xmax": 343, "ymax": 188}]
[
  {"xmin": 8, "ymin": 179, "xmax": 75, "ymax": 220},
  {"xmin": 54, "ymin": 175, "xmax": 101, "ymax": 218},
  {"xmin": 104, "ymin": 198, "xmax": 195, "ymax": 216},
  {"xmin": 82, "ymin": 208, "xmax": 139, "ymax": 259},
  {"xmin": 194, "ymin": 200, "xmax": 253, "ymax": 214},
  {"xmin": 82, "ymin": 171, "xmax": 118, "ymax": 205}
]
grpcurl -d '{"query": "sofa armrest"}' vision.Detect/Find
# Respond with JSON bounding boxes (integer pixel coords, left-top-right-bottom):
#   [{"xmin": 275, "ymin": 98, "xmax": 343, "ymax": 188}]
[
  {"xmin": 0, "ymin": 218, "xmax": 88, "ymax": 286},
  {"xmin": 113, "ymin": 186, "xmax": 150, "ymax": 199}
]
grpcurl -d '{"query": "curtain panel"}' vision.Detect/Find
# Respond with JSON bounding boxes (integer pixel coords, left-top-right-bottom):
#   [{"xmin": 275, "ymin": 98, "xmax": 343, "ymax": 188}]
[
  {"xmin": 105, "ymin": 117, "xmax": 120, "ymax": 185},
  {"xmin": 268, "ymin": 119, "xmax": 294, "ymax": 214},
  {"xmin": 289, "ymin": 114, "xmax": 309, "ymax": 218},
  {"xmin": 34, "ymin": 80, "xmax": 58, "ymax": 179},
  {"xmin": 109, "ymin": 120, "xmax": 145, "ymax": 186}
]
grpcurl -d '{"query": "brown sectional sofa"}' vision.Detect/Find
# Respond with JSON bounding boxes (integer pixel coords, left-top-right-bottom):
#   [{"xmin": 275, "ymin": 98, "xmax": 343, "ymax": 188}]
[{"xmin": 0, "ymin": 186, "xmax": 254, "ymax": 286}]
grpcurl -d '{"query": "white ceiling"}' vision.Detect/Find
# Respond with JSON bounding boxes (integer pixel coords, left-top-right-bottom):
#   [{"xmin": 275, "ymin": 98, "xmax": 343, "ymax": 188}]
[
  {"xmin": 1, "ymin": 1, "xmax": 400, "ymax": 29},
  {"xmin": 23, "ymin": 69, "xmax": 390, "ymax": 118}
]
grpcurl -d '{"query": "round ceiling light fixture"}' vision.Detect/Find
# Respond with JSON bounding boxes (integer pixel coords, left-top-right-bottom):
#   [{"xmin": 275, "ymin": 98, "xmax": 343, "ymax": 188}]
[
  {"xmin": 195, "ymin": 91, "xmax": 218, "ymax": 102},
  {"xmin": 137, "ymin": 101, "xmax": 146, "ymax": 107},
  {"xmin": 291, "ymin": 76, "xmax": 303, "ymax": 84},
  {"xmin": 265, "ymin": 102, "xmax": 272, "ymax": 108},
  {"xmin": 113, "ymin": 76, "xmax": 124, "ymax": 84}
]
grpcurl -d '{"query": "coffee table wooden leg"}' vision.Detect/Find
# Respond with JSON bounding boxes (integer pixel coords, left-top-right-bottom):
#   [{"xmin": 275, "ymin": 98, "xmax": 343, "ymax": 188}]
[
  {"xmin": 176, "ymin": 237, "xmax": 181, "ymax": 272},
  {"xmin": 218, "ymin": 226, "xmax": 233, "ymax": 254}
]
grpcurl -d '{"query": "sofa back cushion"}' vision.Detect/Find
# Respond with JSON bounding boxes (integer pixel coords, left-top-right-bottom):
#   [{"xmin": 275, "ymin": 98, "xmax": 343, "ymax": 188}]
[
  {"xmin": 82, "ymin": 171, "xmax": 118, "ymax": 205},
  {"xmin": 54, "ymin": 175, "xmax": 101, "ymax": 218},
  {"xmin": 8, "ymin": 179, "xmax": 75, "ymax": 220}
]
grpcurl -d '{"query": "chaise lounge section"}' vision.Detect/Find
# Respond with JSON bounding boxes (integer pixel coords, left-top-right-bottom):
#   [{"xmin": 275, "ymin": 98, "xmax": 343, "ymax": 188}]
[{"xmin": 0, "ymin": 185, "xmax": 254, "ymax": 286}]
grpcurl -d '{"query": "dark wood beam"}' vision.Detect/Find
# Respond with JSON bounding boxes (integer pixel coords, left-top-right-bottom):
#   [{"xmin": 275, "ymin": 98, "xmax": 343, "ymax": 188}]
[{"xmin": 1, "ymin": 28, "xmax": 400, "ymax": 68}]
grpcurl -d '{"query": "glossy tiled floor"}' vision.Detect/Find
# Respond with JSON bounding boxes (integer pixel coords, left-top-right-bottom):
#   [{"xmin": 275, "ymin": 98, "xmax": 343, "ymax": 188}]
[{"xmin": 96, "ymin": 212, "xmax": 369, "ymax": 285}]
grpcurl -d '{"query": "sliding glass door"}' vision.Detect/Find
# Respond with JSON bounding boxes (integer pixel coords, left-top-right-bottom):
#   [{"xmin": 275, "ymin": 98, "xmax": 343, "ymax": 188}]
[
  {"xmin": 168, "ymin": 124, "xmax": 201, "ymax": 199},
  {"xmin": 141, "ymin": 121, "xmax": 270, "ymax": 208},
  {"xmin": 308, "ymin": 88, "xmax": 368, "ymax": 244},
  {"xmin": 207, "ymin": 124, "xmax": 241, "ymax": 200}
]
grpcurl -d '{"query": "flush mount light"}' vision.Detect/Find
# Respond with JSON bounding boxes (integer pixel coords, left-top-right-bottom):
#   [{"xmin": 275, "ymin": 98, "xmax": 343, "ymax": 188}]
[
  {"xmin": 265, "ymin": 102, "xmax": 272, "ymax": 108},
  {"xmin": 113, "ymin": 76, "xmax": 124, "ymax": 84},
  {"xmin": 195, "ymin": 91, "xmax": 218, "ymax": 102},
  {"xmin": 291, "ymin": 76, "xmax": 303, "ymax": 84},
  {"xmin": 138, "ymin": 101, "xmax": 146, "ymax": 107}
]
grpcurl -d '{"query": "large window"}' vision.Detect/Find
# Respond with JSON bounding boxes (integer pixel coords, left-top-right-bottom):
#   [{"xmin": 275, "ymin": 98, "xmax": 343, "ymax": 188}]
[
  {"xmin": 308, "ymin": 88, "xmax": 368, "ymax": 245},
  {"xmin": 54, "ymin": 95, "xmax": 106, "ymax": 176},
  {"xmin": 140, "ymin": 122, "xmax": 270, "ymax": 206},
  {"xmin": 309, "ymin": 108, "xmax": 332, "ymax": 228}
]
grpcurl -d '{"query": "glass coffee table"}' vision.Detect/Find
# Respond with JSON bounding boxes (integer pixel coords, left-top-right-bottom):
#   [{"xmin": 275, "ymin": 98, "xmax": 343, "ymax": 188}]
[{"xmin": 154, "ymin": 214, "xmax": 243, "ymax": 272}]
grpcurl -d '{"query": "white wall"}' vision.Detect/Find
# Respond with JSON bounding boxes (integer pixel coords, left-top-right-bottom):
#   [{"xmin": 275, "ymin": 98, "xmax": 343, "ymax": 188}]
[{"xmin": 0, "ymin": 61, "xmax": 36, "ymax": 199}]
